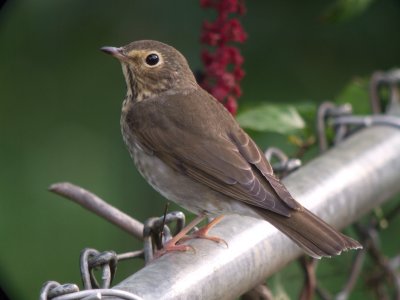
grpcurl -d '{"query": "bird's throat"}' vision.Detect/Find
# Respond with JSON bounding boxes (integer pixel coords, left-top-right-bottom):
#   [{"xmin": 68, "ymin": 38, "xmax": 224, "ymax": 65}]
[
  {"xmin": 121, "ymin": 64, "xmax": 137, "ymax": 100},
  {"xmin": 121, "ymin": 64, "xmax": 163, "ymax": 102}
]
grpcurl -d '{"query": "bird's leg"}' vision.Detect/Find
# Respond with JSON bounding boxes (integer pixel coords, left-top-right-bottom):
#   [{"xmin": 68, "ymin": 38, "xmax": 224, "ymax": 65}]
[
  {"xmin": 154, "ymin": 214, "xmax": 206, "ymax": 258},
  {"xmin": 154, "ymin": 215, "xmax": 227, "ymax": 259},
  {"xmin": 179, "ymin": 215, "xmax": 227, "ymax": 247}
]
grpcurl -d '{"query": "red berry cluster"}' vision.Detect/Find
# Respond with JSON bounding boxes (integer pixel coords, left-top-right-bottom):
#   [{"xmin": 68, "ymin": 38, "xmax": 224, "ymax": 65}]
[{"xmin": 200, "ymin": 0, "xmax": 247, "ymax": 115}]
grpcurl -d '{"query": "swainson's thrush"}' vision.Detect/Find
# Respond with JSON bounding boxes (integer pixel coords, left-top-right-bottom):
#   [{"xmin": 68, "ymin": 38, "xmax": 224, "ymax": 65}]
[{"xmin": 101, "ymin": 40, "xmax": 361, "ymax": 258}]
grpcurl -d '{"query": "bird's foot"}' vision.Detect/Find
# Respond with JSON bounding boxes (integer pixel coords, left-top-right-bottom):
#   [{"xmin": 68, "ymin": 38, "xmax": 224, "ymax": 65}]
[
  {"xmin": 153, "ymin": 215, "xmax": 227, "ymax": 259},
  {"xmin": 180, "ymin": 215, "xmax": 228, "ymax": 247},
  {"xmin": 154, "ymin": 240, "xmax": 195, "ymax": 259},
  {"xmin": 152, "ymin": 215, "xmax": 205, "ymax": 259},
  {"xmin": 180, "ymin": 229, "xmax": 228, "ymax": 247}
]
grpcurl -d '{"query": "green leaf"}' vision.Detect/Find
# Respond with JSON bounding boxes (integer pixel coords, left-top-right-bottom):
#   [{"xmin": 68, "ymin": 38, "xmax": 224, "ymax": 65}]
[
  {"xmin": 320, "ymin": 0, "xmax": 375, "ymax": 23},
  {"xmin": 236, "ymin": 104, "xmax": 306, "ymax": 134},
  {"xmin": 293, "ymin": 103, "xmax": 317, "ymax": 122},
  {"xmin": 335, "ymin": 77, "xmax": 370, "ymax": 114}
]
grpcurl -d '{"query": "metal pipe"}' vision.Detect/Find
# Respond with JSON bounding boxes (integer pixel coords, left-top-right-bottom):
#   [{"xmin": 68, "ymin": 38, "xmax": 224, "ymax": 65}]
[{"xmin": 112, "ymin": 125, "xmax": 400, "ymax": 300}]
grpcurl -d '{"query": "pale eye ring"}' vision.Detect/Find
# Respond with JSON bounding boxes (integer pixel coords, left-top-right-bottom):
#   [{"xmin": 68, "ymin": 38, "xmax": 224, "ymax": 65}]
[{"xmin": 145, "ymin": 53, "xmax": 160, "ymax": 66}]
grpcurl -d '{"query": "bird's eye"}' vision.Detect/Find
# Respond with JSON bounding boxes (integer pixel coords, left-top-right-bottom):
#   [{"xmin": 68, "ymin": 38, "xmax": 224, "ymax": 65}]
[{"xmin": 145, "ymin": 53, "xmax": 160, "ymax": 66}]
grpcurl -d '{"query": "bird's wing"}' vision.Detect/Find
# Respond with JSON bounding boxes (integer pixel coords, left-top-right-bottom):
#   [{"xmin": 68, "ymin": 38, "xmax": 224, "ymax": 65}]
[{"xmin": 129, "ymin": 90, "xmax": 301, "ymax": 216}]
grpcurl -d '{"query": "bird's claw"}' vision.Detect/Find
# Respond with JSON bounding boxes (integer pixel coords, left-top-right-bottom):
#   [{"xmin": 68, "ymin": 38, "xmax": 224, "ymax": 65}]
[
  {"xmin": 154, "ymin": 241, "xmax": 195, "ymax": 259},
  {"xmin": 180, "ymin": 228, "xmax": 229, "ymax": 248}
]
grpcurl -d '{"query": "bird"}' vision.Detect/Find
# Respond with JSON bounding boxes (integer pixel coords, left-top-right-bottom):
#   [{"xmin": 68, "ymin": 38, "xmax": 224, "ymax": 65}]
[{"xmin": 101, "ymin": 40, "xmax": 362, "ymax": 258}]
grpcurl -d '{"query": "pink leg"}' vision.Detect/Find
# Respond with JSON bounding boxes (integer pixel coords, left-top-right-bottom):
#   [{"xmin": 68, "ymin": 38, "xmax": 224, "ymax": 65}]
[
  {"xmin": 154, "ymin": 215, "xmax": 227, "ymax": 259},
  {"xmin": 154, "ymin": 215, "xmax": 206, "ymax": 258},
  {"xmin": 183, "ymin": 215, "xmax": 227, "ymax": 246}
]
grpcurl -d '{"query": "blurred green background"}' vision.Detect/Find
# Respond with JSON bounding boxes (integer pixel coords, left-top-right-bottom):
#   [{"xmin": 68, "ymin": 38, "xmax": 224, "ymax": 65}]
[{"xmin": 1, "ymin": 0, "xmax": 400, "ymax": 299}]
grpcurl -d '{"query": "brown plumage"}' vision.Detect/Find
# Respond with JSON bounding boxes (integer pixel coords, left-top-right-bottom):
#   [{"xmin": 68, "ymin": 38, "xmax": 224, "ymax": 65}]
[{"xmin": 101, "ymin": 40, "xmax": 362, "ymax": 258}]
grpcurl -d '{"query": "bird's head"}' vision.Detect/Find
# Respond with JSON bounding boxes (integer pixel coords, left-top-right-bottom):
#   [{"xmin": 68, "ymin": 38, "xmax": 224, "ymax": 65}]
[{"xmin": 101, "ymin": 40, "xmax": 197, "ymax": 101}]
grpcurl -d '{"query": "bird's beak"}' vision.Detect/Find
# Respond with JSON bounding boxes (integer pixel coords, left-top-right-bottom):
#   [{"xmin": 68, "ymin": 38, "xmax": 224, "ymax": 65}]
[{"xmin": 100, "ymin": 46, "xmax": 127, "ymax": 62}]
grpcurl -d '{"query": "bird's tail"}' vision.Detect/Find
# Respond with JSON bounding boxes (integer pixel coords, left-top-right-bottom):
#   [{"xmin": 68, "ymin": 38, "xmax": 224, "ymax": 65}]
[{"xmin": 259, "ymin": 208, "xmax": 362, "ymax": 258}]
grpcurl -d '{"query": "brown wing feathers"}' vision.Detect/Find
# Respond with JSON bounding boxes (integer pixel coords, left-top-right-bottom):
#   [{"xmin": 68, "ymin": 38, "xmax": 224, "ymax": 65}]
[{"xmin": 131, "ymin": 92, "xmax": 296, "ymax": 216}]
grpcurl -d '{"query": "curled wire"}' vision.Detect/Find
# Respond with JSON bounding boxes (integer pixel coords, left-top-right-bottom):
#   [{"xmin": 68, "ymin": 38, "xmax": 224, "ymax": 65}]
[
  {"xmin": 51, "ymin": 289, "xmax": 144, "ymax": 300},
  {"xmin": 143, "ymin": 211, "xmax": 186, "ymax": 263},
  {"xmin": 317, "ymin": 105, "xmax": 400, "ymax": 153},
  {"xmin": 40, "ymin": 281, "xmax": 143, "ymax": 300},
  {"xmin": 333, "ymin": 114, "xmax": 400, "ymax": 129},
  {"xmin": 370, "ymin": 70, "xmax": 400, "ymax": 114},
  {"xmin": 264, "ymin": 147, "xmax": 302, "ymax": 177},
  {"xmin": 40, "ymin": 282, "xmax": 78, "ymax": 300},
  {"xmin": 317, "ymin": 101, "xmax": 353, "ymax": 152}
]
